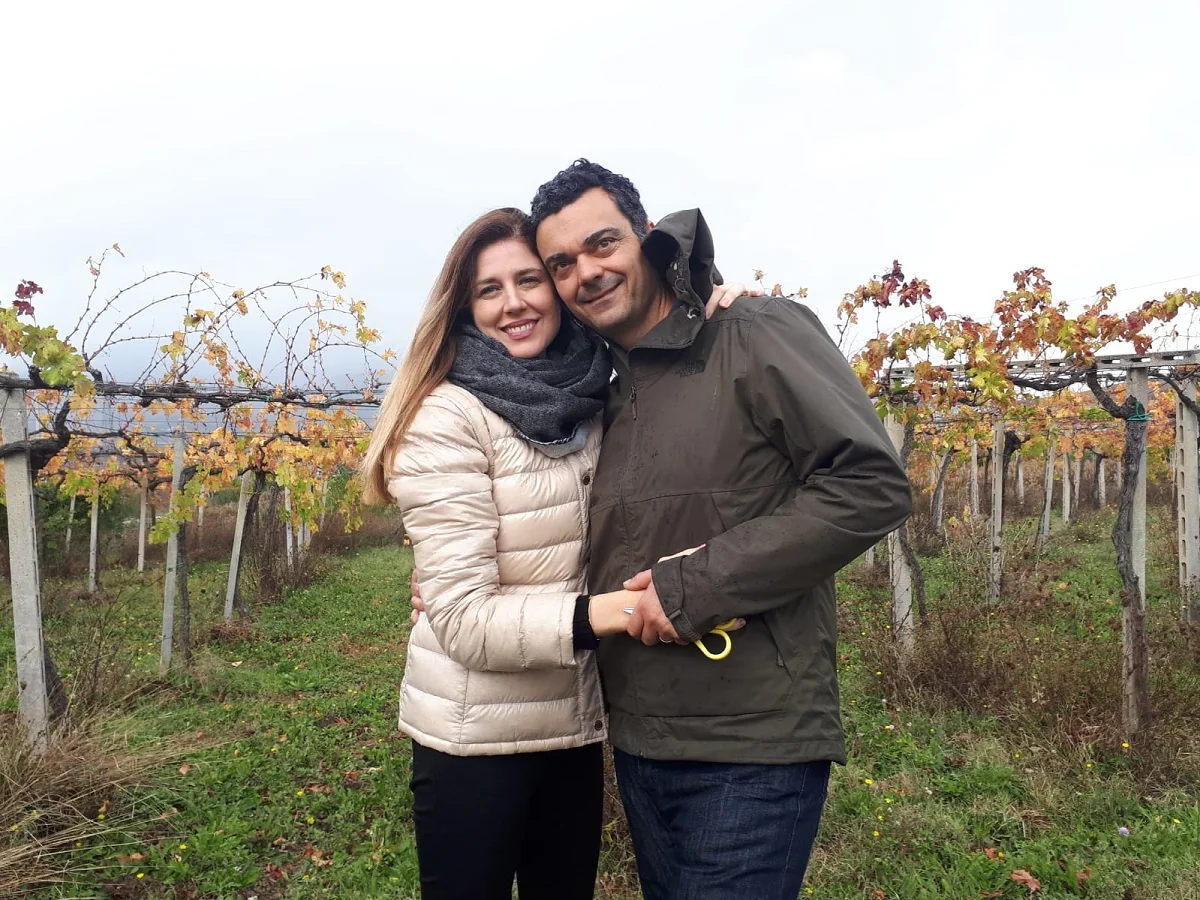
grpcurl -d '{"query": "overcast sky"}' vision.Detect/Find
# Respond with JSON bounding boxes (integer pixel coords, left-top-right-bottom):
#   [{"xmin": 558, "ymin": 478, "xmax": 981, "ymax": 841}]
[{"xmin": 3, "ymin": 0, "xmax": 1197, "ymax": 372}]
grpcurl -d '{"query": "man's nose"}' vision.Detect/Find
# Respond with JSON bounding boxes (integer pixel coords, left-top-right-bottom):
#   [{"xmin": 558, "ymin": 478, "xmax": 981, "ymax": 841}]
[{"xmin": 578, "ymin": 255, "xmax": 605, "ymax": 285}]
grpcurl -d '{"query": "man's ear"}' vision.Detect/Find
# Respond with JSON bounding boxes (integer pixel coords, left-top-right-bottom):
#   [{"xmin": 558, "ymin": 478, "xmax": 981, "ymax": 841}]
[{"xmin": 644, "ymin": 220, "xmax": 654, "ymax": 235}]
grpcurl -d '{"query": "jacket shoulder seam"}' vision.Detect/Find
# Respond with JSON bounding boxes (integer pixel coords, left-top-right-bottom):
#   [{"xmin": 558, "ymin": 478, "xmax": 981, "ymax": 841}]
[{"xmin": 742, "ymin": 296, "xmax": 809, "ymax": 434}]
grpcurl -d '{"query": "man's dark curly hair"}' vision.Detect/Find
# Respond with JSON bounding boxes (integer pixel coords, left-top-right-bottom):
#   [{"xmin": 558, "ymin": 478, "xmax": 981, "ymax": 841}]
[{"xmin": 529, "ymin": 159, "xmax": 650, "ymax": 237}]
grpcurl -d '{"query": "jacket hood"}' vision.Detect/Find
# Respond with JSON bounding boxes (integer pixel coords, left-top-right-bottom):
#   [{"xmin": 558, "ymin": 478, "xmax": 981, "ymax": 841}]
[
  {"xmin": 632, "ymin": 209, "xmax": 724, "ymax": 352},
  {"xmin": 641, "ymin": 208, "xmax": 723, "ymax": 310}
]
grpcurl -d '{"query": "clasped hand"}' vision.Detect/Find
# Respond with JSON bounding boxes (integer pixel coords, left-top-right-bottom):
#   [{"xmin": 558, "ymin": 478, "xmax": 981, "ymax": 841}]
[{"xmin": 406, "ymin": 545, "xmax": 744, "ymax": 647}]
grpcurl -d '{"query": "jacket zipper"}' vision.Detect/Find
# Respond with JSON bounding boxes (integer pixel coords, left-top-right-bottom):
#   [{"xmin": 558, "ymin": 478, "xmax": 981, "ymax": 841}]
[
  {"xmin": 620, "ymin": 357, "xmax": 642, "ymax": 729},
  {"xmin": 621, "ymin": 362, "xmax": 640, "ymax": 554}
]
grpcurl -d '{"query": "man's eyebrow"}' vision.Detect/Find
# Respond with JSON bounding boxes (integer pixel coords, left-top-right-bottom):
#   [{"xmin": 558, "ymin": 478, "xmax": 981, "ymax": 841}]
[{"xmin": 582, "ymin": 227, "xmax": 622, "ymax": 248}]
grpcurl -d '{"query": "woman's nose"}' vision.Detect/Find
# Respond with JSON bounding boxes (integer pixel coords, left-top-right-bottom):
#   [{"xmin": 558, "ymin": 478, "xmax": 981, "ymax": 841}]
[{"xmin": 502, "ymin": 285, "xmax": 527, "ymax": 314}]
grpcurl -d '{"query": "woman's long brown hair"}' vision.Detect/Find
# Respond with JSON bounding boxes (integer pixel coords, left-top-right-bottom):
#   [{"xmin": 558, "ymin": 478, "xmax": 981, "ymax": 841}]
[{"xmin": 359, "ymin": 208, "xmax": 537, "ymax": 504}]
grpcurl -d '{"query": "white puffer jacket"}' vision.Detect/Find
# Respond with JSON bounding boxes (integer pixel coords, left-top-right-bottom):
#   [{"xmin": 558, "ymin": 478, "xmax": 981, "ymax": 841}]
[{"xmin": 387, "ymin": 382, "xmax": 606, "ymax": 756}]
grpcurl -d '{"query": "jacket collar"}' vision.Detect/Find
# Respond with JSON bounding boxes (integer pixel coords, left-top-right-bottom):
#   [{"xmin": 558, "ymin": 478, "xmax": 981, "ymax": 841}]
[{"xmin": 620, "ymin": 208, "xmax": 723, "ymax": 355}]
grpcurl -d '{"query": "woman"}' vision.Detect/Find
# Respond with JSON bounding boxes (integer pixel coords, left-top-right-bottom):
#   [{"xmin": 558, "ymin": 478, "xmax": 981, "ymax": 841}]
[{"xmin": 360, "ymin": 208, "xmax": 746, "ymax": 899}]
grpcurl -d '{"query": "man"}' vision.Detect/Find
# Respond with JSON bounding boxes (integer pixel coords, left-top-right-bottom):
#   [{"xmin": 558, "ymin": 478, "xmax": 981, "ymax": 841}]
[{"xmin": 529, "ymin": 160, "xmax": 912, "ymax": 898}]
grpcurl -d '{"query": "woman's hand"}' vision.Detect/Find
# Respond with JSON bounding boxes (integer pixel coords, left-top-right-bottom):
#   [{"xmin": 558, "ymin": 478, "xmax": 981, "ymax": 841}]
[
  {"xmin": 409, "ymin": 570, "xmax": 424, "ymax": 626},
  {"xmin": 588, "ymin": 589, "xmax": 644, "ymax": 637},
  {"xmin": 704, "ymin": 282, "xmax": 762, "ymax": 319}
]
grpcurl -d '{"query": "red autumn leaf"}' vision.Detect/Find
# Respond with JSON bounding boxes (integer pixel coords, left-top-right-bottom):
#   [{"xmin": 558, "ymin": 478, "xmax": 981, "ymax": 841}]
[{"xmin": 14, "ymin": 279, "xmax": 42, "ymax": 301}]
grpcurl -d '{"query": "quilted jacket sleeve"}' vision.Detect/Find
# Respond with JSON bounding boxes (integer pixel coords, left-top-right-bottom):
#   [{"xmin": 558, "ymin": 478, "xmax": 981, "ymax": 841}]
[{"xmin": 387, "ymin": 393, "xmax": 579, "ymax": 672}]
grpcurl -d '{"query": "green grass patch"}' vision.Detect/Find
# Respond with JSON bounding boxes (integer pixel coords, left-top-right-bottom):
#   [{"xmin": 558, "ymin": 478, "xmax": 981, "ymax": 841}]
[{"xmin": 2, "ymin": 515, "xmax": 1199, "ymax": 898}]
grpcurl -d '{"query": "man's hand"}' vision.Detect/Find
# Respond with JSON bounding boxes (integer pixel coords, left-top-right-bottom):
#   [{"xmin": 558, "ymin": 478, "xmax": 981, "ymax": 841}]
[
  {"xmin": 620, "ymin": 543, "xmax": 746, "ymax": 644},
  {"xmin": 622, "ymin": 545, "xmax": 705, "ymax": 644},
  {"xmin": 623, "ymin": 568, "xmax": 652, "ymax": 591},
  {"xmin": 623, "ymin": 544, "xmax": 705, "ymax": 592},
  {"xmin": 409, "ymin": 570, "xmax": 425, "ymax": 626},
  {"xmin": 625, "ymin": 577, "xmax": 681, "ymax": 646}
]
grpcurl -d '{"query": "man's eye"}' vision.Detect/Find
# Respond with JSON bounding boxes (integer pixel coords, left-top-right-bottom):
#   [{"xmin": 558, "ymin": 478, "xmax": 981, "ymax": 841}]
[{"xmin": 597, "ymin": 239, "xmax": 615, "ymax": 250}]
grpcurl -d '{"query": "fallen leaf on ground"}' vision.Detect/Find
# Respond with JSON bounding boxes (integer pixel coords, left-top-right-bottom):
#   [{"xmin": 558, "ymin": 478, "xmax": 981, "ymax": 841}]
[
  {"xmin": 1010, "ymin": 868, "xmax": 1041, "ymax": 892},
  {"xmin": 302, "ymin": 844, "xmax": 334, "ymax": 868}
]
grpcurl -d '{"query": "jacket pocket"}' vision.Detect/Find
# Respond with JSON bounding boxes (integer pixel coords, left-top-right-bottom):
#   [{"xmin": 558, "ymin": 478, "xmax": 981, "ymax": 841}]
[
  {"xmin": 763, "ymin": 606, "xmax": 799, "ymax": 678},
  {"xmin": 631, "ymin": 616, "xmax": 793, "ymax": 718}
]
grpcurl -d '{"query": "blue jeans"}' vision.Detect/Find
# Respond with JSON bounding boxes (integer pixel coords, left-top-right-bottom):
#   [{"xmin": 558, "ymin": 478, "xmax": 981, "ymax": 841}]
[{"xmin": 613, "ymin": 750, "xmax": 830, "ymax": 900}]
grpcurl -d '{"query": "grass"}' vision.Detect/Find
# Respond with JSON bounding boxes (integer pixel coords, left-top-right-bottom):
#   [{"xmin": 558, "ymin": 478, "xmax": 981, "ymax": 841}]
[
  {"xmin": 827, "ymin": 507, "xmax": 1200, "ymax": 898},
  {"xmin": 3, "ymin": 551, "xmax": 421, "ymax": 899},
  {"xmin": 2, "ymin": 511, "xmax": 1199, "ymax": 898}
]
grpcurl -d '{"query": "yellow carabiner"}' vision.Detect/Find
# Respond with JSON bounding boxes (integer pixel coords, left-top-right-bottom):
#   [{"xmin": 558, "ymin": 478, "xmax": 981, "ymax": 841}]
[{"xmin": 694, "ymin": 619, "xmax": 740, "ymax": 661}]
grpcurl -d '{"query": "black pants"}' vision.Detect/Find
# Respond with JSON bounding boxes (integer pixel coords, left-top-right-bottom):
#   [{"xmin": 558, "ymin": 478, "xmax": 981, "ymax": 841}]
[{"xmin": 409, "ymin": 740, "xmax": 603, "ymax": 899}]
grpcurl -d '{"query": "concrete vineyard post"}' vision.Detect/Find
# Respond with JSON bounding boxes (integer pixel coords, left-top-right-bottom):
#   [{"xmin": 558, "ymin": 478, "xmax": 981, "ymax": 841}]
[
  {"xmin": 885, "ymin": 416, "xmax": 914, "ymax": 657},
  {"xmin": 224, "ymin": 470, "xmax": 254, "ymax": 621},
  {"xmin": 1, "ymin": 389, "xmax": 50, "ymax": 752}
]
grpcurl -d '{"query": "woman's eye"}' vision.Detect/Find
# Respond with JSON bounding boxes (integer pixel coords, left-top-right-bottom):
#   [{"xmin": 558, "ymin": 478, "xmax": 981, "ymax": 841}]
[
  {"xmin": 520, "ymin": 276, "xmax": 541, "ymax": 287},
  {"xmin": 479, "ymin": 284, "xmax": 499, "ymax": 297}
]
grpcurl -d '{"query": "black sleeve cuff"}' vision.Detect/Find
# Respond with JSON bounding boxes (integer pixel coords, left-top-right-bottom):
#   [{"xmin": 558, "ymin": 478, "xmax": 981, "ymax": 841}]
[{"xmin": 572, "ymin": 594, "xmax": 598, "ymax": 651}]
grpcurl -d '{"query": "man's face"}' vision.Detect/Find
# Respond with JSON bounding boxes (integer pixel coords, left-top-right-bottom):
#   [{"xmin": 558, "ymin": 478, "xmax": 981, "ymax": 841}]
[{"xmin": 535, "ymin": 188, "xmax": 664, "ymax": 348}]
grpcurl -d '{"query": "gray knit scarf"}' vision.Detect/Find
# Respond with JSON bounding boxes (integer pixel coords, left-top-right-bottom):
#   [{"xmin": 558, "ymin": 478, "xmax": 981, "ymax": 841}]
[{"xmin": 448, "ymin": 318, "xmax": 611, "ymax": 456}]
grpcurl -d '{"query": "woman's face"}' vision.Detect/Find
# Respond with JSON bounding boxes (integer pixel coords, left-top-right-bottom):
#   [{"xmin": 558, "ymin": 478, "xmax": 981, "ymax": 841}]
[{"xmin": 469, "ymin": 238, "xmax": 561, "ymax": 359}]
